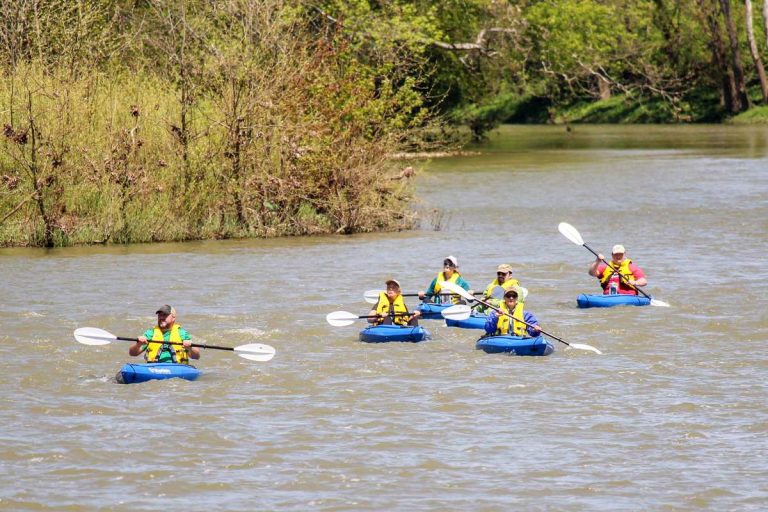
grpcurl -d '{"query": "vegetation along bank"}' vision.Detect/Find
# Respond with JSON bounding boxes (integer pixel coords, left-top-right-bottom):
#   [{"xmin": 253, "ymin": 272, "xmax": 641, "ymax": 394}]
[{"xmin": 2, "ymin": 1, "xmax": 767, "ymax": 247}]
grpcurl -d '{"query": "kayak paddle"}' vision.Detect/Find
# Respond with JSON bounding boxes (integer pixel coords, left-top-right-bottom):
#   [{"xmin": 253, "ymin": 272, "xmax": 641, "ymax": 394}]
[
  {"xmin": 439, "ymin": 281, "xmax": 603, "ymax": 355},
  {"xmin": 558, "ymin": 222, "xmax": 670, "ymax": 307},
  {"xmin": 326, "ymin": 304, "xmax": 471, "ymax": 327},
  {"xmin": 363, "ymin": 289, "xmax": 484, "ymax": 304},
  {"xmin": 73, "ymin": 327, "xmax": 276, "ymax": 362}
]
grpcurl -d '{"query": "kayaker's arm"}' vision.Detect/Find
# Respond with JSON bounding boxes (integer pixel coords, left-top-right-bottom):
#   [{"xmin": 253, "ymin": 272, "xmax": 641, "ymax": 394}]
[
  {"xmin": 418, "ymin": 278, "xmax": 439, "ymax": 300},
  {"xmin": 588, "ymin": 254, "xmax": 604, "ymax": 277},
  {"xmin": 184, "ymin": 339, "xmax": 200, "ymax": 360},
  {"xmin": 483, "ymin": 311, "xmax": 499, "ymax": 334},
  {"xmin": 523, "ymin": 311, "xmax": 542, "ymax": 337},
  {"xmin": 366, "ymin": 308, "xmax": 382, "ymax": 324},
  {"xmin": 129, "ymin": 337, "xmax": 146, "ymax": 356}
]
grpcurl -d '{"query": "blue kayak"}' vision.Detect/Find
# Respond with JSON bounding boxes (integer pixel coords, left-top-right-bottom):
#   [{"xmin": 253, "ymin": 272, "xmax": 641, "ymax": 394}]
[
  {"xmin": 445, "ymin": 312, "xmax": 488, "ymax": 330},
  {"xmin": 577, "ymin": 293, "xmax": 651, "ymax": 308},
  {"xmin": 116, "ymin": 363, "xmax": 201, "ymax": 384},
  {"xmin": 417, "ymin": 302, "xmax": 454, "ymax": 320},
  {"xmin": 359, "ymin": 324, "xmax": 431, "ymax": 343},
  {"xmin": 476, "ymin": 335, "xmax": 554, "ymax": 356}
]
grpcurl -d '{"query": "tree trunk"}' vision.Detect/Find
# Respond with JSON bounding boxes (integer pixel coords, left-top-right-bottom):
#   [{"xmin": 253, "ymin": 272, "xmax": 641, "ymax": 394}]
[
  {"xmin": 720, "ymin": 0, "xmax": 750, "ymax": 112},
  {"xmin": 597, "ymin": 76, "xmax": 611, "ymax": 100},
  {"xmin": 698, "ymin": 0, "xmax": 737, "ymax": 111},
  {"xmin": 745, "ymin": 0, "xmax": 768, "ymax": 103},
  {"xmin": 763, "ymin": 0, "xmax": 768, "ymax": 47}
]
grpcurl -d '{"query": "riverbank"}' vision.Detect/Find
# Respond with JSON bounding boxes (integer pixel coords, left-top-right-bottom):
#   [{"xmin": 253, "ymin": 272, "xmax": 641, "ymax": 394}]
[{"xmin": 546, "ymin": 94, "xmax": 768, "ymax": 125}]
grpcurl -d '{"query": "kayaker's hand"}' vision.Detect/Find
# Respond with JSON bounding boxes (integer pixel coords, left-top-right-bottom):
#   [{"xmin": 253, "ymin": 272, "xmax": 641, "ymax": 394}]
[
  {"xmin": 182, "ymin": 340, "xmax": 192, "ymax": 349},
  {"xmin": 417, "ymin": 291, "xmax": 425, "ymax": 299},
  {"xmin": 411, "ymin": 310, "xmax": 421, "ymax": 319},
  {"xmin": 532, "ymin": 325, "xmax": 541, "ymax": 333},
  {"xmin": 597, "ymin": 254, "xmax": 604, "ymax": 262},
  {"xmin": 628, "ymin": 279, "xmax": 636, "ymax": 286},
  {"xmin": 138, "ymin": 336, "xmax": 147, "ymax": 344}
]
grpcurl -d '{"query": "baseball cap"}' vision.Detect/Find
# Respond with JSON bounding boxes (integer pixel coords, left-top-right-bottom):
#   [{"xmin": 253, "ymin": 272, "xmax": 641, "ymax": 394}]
[
  {"xmin": 155, "ymin": 305, "xmax": 177, "ymax": 316},
  {"xmin": 612, "ymin": 244, "xmax": 626, "ymax": 254},
  {"xmin": 443, "ymin": 255, "xmax": 458, "ymax": 267},
  {"xmin": 496, "ymin": 263, "xmax": 513, "ymax": 273},
  {"xmin": 385, "ymin": 279, "xmax": 401, "ymax": 288}
]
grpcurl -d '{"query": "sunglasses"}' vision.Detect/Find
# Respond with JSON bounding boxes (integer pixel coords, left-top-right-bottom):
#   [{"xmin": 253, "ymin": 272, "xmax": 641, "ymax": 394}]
[
  {"xmin": 443, "ymin": 262, "xmax": 456, "ymax": 268},
  {"xmin": 497, "ymin": 272, "xmax": 509, "ymax": 277},
  {"xmin": 504, "ymin": 294, "xmax": 518, "ymax": 299}
]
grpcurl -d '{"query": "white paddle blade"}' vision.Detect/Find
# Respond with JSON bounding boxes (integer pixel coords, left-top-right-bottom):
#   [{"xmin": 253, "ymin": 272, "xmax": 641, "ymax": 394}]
[
  {"xmin": 558, "ymin": 222, "xmax": 584, "ymax": 246},
  {"xmin": 650, "ymin": 298, "xmax": 671, "ymax": 308},
  {"xmin": 235, "ymin": 343, "xmax": 276, "ymax": 362},
  {"xmin": 438, "ymin": 281, "xmax": 474, "ymax": 302},
  {"xmin": 569, "ymin": 343, "xmax": 603, "ymax": 355},
  {"xmin": 74, "ymin": 327, "xmax": 117, "ymax": 346},
  {"xmin": 441, "ymin": 304, "xmax": 472, "ymax": 321},
  {"xmin": 326, "ymin": 311, "xmax": 359, "ymax": 327},
  {"xmin": 363, "ymin": 290, "xmax": 381, "ymax": 304},
  {"xmin": 520, "ymin": 286, "xmax": 529, "ymax": 300}
]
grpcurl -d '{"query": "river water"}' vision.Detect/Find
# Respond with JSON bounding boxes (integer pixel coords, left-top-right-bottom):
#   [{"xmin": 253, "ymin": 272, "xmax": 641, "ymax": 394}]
[{"xmin": 1, "ymin": 125, "xmax": 766, "ymax": 511}]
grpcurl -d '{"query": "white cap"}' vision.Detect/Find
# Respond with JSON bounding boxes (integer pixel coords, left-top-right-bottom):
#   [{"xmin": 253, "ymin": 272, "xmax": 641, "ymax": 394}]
[
  {"xmin": 612, "ymin": 244, "xmax": 626, "ymax": 254},
  {"xmin": 385, "ymin": 279, "xmax": 401, "ymax": 288},
  {"xmin": 443, "ymin": 255, "xmax": 458, "ymax": 267}
]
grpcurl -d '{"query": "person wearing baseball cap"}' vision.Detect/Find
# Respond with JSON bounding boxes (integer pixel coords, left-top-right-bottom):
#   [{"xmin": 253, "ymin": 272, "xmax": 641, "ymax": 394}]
[
  {"xmin": 368, "ymin": 279, "xmax": 421, "ymax": 326},
  {"xmin": 588, "ymin": 244, "xmax": 647, "ymax": 295},
  {"xmin": 477, "ymin": 263, "xmax": 522, "ymax": 312},
  {"xmin": 129, "ymin": 304, "xmax": 200, "ymax": 363},
  {"xmin": 418, "ymin": 255, "xmax": 472, "ymax": 305},
  {"xmin": 483, "ymin": 286, "xmax": 541, "ymax": 337}
]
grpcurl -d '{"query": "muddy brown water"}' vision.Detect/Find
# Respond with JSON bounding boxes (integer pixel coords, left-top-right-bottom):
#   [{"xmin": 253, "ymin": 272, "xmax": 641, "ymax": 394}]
[{"xmin": 1, "ymin": 125, "xmax": 766, "ymax": 510}]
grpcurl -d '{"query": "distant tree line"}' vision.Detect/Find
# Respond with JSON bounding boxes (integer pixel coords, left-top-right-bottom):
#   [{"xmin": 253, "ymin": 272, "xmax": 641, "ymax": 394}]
[{"xmin": 311, "ymin": 1, "xmax": 768, "ymax": 136}]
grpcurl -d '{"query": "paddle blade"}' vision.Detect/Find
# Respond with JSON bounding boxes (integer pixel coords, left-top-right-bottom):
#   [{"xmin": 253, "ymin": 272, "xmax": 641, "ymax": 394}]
[
  {"xmin": 74, "ymin": 327, "xmax": 117, "ymax": 346},
  {"xmin": 568, "ymin": 343, "xmax": 603, "ymax": 355},
  {"xmin": 363, "ymin": 290, "xmax": 381, "ymax": 304},
  {"xmin": 650, "ymin": 298, "xmax": 671, "ymax": 308},
  {"xmin": 438, "ymin": 281, "xmax": 474, "ymax": 302},
  {"xmin": 558, "ymin": 222, "xmax": 584, "ymax": 246},
  {"xmin": 326, "ymin": 311, "xmax": 359, "ymax": 327},
  {"xmin": 234, "ymin": 343, "xmax": 276, "ymax": 362},
  {"xmin": 441, "ymin": 304, "xmax": 472, "ymax": 321}
]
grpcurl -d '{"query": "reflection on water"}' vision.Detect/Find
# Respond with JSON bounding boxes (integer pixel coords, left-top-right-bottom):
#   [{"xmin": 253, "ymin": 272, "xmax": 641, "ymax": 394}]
[{"xmin": 1, "ymin": 125, "xmax": 767, "ymax": 511}]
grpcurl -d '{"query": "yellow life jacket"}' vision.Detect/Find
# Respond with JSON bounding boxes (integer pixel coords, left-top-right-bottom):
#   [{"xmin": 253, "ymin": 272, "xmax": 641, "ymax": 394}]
[
  {"xmin": 599, "ymin": 258, "xmax": 635, "ymax": 293},
  {"xmin": 145, "ymin": 324, "xmax": 188, "ymax": 364},
  {"xmin": 433, "ymin": 271, "xmax": 461, "ymax": 304},
  {"xmin": 375, "ymin": 292, "xmax": 410, "ymax": 326},
  {"xmin": 495, "ymin": 301, "xmax": 526, "ymax": 336}
]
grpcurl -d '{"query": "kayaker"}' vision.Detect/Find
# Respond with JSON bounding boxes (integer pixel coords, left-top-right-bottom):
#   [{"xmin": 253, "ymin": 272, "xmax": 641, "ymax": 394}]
[
  {"xmin": 129, "ymin": 305, "xmax": 200, "ymax": 363},
  {"xmin": 418, "ymin": 255, "xmax": 472, "ymax": 304},
  {"xmin": 588, "ymin": 244, "xmax": 647, "ymax": 295},
  {"xmin": 369, "ymin": 279, "xmax": 421, "ymax": 326},
  {"xmin": 483, "ymin": 287, "xmax": 541, "ymax": 337},
  {"xmin": 476, "ymin": 263, "xmax": 521, "ymax": 313}
]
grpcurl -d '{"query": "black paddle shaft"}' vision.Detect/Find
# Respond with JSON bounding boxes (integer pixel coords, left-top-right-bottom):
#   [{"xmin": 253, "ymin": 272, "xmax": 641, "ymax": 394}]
[
  {"xmin": 582, "ymin": 243, "xmax": 653, "ymax": 301},
  {"xmin": 116, "ymin": 336, "xmax": 235, "ymax": 352},
  {"xmin": 357, "ymin": 312, "xmax": 413, "ymax": 320}
]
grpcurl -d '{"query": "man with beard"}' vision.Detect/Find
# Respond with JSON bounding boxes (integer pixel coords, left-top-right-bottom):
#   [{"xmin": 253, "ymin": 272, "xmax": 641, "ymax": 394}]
[{"xmin": 129, "ymin": 305, "xmax": 200, "ymax": 363}]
